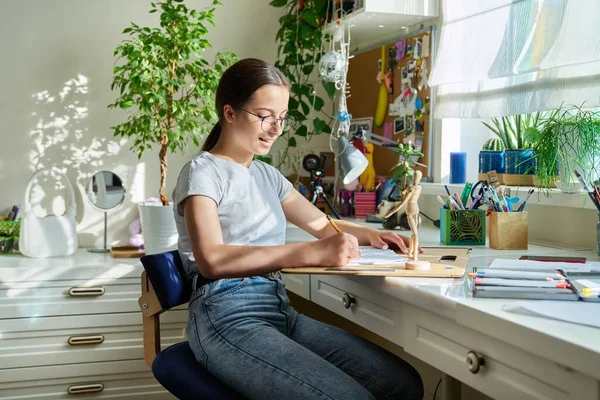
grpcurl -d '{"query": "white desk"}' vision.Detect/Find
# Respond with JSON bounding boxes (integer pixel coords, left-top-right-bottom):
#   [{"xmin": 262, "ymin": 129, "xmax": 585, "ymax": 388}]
[{"xmin": 285, "ymin": 220, "xmax": 600, "ymax": 400}]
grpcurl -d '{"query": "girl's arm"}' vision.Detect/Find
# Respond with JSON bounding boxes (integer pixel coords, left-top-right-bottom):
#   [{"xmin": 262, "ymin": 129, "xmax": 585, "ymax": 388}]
[
  {"xmin": 184, "ymin": 195, "xmax": 359, "ymax": 278},
  {"xmin": 282, "ymin": 189, "xmax": 412, "ymax": 252}
]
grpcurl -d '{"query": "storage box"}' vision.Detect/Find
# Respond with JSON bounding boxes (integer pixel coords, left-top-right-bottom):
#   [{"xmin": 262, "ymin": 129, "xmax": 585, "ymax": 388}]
[
  {"xmin": 353, "ymin": 191, "xmax": 376, "ymax": 218},
  {"xmin": 489, "ymin": 211, "xmax": 528, "ymax": 250},
  {"xmin": 440, "ymin": 209, "xmax": 486, "ymax": 246}
]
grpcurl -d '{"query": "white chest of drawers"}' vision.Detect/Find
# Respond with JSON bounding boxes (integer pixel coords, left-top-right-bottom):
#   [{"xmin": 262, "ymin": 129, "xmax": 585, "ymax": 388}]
[{"xmin": 0, "ymin": 250, "xmax": 183, "ymax": 399}]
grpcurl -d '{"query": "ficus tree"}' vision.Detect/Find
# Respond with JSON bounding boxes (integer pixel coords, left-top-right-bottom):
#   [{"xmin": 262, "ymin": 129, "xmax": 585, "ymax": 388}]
[{"xmin": 109, "ymin": 0, "xmax": 236, "ymax": 205}]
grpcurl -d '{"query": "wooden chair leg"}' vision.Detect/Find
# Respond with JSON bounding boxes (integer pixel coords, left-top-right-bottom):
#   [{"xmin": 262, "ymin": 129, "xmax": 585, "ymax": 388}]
[{"xmin": 140, "ymin": 272, "xmax": 161, "ymax": 368}]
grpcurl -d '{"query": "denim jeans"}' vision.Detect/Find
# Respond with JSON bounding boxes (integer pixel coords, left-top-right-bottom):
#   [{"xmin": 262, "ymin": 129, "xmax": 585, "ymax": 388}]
[{"xmin": 186, "ymin": 274, "xmax": 423, "ymax": 400}]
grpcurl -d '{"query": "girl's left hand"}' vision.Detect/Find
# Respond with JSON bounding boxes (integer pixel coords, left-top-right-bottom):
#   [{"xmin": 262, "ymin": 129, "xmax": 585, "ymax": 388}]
[{"xmin": 367, "ymin": 230, "xmax": 423, "ymax": 255}]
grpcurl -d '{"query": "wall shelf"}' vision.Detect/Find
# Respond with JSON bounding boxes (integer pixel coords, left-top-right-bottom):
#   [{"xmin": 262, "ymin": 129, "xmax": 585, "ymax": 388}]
[{"xmin": 329, "ymin": 0, "xmax": 439, "ymax": 53}]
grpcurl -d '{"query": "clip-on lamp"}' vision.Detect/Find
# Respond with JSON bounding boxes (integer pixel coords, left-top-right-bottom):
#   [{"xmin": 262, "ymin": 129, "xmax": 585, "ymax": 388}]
[{"xmin": 338, "ymin": 127, "xmax": 398, "ymax": 185}]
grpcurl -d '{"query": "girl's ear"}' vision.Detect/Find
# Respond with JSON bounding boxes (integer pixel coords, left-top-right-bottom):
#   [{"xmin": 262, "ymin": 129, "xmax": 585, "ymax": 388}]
[{"xmin": 224, "ymin": 105, "xmax": 235, "ymax": 123}]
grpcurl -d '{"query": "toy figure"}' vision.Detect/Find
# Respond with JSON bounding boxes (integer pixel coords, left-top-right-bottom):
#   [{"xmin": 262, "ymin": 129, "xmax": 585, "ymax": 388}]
[
  {"xmin": 358, "ymin": 141, "xmax": 376, "ymax": 191},
  {"xmin": 383, "ymin": 170, "xmax": 430, "ymax": 270}
]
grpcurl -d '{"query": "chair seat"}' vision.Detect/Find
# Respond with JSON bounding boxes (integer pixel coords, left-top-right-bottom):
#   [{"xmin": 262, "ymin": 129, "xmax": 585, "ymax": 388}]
[{"xmin": 152, "ymin": 341, "xmax": 245, "ymax": 400}]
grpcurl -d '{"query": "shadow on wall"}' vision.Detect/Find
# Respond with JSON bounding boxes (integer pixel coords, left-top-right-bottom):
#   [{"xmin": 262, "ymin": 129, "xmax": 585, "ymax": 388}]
[{"xmin": 26, "ymin": 74, "xmax": 145, "ymax": 248}]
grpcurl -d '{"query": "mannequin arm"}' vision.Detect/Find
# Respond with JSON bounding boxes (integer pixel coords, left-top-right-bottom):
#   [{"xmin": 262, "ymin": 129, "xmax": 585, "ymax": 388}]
[{"xmin": 384, "ymin": 190, "xmax": 413, "ymax": 218}]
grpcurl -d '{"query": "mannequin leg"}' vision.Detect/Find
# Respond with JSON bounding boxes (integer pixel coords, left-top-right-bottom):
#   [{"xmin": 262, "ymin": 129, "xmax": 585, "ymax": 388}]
[{"xmin": 407, "ymin": 214, "xmax": 419, "ymax": 261}]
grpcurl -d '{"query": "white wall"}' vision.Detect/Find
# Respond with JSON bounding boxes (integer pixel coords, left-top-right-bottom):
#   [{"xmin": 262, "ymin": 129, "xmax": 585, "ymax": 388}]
[{"xmin": 0, "ymin": 0, "xmax": 283, "ymax": 248}]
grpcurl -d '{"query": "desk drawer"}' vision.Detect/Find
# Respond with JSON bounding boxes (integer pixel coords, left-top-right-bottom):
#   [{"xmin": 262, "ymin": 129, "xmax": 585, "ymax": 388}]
[
  {"xmin": 0, "ymin": 278, "xmax": 140, "ymax": 318},
  {"xmin": 0, "ymin": 311, "xmax": 187, "ymax": 370},
  {"xmin": 283, "ymin": 273, "xmax": 310, "ymax": 299},
  {"xmin": 310, "ymin": 275, "xmax": 403, "ymax": 346},
  {"xmin": 403, "ymin": 305, "xmax": 599, "ymax": 400},
  {"xmin": 0, "ymin": 360, "xmax": 172, "ymax": 399}
]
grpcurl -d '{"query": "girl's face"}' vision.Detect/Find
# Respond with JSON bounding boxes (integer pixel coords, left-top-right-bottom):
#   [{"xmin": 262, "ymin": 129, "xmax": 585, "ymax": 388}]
[{"xmin": 226, "ymin": 84, "xmax": 290, "ymax": 156}]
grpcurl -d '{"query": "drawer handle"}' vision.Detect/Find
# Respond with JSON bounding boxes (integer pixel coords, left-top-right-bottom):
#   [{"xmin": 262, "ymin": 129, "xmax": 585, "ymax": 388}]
[
  {"xmin": 466, "ymin": 351, "xmax": 485, "ymax": 374},
  {"xmin": 342, "ymin": 292, "xmax": 355, "ymax": 309},
  {"xmin": 68, "ymin": 383, "xmax": 104, "ymax": 395},
  {"xmin": 68, "ymin": 287, "xmax": 105, "ymax": 297},
  {"xmin": 68, "ymin": 334, "xmax": 105, "ymax": 346}
]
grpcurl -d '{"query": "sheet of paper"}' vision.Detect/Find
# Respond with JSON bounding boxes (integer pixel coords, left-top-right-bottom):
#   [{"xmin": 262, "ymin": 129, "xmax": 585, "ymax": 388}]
[
  {"xmin": 504, "ymin": 301, "xmax": 600, "ymax": 329},
  {"xmin": 576, "ymin": 279, "xmax": 600, "ymax": 288},
  {"xmin": 488, "ymin": 258, "xmax": 593, "ymax": 273},
  {"xmin": 347, "ymin": 246, "xmax": 407, "ymax": 266}
]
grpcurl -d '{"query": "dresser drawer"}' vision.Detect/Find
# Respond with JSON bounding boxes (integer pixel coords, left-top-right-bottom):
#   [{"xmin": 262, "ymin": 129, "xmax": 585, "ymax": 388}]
[
  {"xmin": 282, "ymin": 273, "xmax": 310, "ymax": 299},
  {"xmin": 0, "ymin": 360, "xmax": 173, "ymax": 399},
  {"xmin": 310, "ymin": 275, "xmax": 403, "ymax": 346},
  {"xmin": 0, "ymin": 277, "xmax": 141, "ymax": 318},
  {"xmin": 403, "ymin": 305, "xmax": 599, "ymax": 400},
  {"xmin": 0, "ymin": 311, "xmax": 187, "ymax": 370}
]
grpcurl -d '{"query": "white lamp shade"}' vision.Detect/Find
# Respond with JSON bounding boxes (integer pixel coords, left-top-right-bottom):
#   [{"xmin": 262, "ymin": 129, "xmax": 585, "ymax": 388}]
[{"xmin": 338, "ymin": 136, "xmax": 368, "ymax": 184}]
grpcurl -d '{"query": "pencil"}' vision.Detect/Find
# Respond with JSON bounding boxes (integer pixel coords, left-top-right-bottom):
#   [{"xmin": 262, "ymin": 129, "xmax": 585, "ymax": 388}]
[{"xmin": 326, "ymin": 215, "xmax": 342, "ymax": 233}]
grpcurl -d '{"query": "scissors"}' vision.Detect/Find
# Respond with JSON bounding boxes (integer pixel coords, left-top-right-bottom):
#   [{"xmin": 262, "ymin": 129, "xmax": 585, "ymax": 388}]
[{"xmin": 469, "ymin": 180, "xmax": 488, "ymax": 208}]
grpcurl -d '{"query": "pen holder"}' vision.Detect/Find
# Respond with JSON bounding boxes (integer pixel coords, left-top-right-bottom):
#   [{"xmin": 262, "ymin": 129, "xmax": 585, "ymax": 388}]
[
  {"xmin": 440, "ymin": 209, "xmax": 486, "ymax": 246},
  {"xmin": 488, "ymin": 211, "xmax": 528, "ymax": 250}
]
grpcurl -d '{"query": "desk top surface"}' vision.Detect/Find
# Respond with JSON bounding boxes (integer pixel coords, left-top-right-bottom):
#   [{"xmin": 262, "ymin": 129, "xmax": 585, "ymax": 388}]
[{"xmin": 286, "ymin": 218, "xmax": 600, "ymax": 378}]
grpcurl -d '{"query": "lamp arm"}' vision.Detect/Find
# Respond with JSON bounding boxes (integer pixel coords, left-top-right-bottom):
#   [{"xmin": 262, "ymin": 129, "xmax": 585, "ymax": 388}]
[{"xmin": 355, "ymin": 129, "xmax": 396, "ymax": 150}]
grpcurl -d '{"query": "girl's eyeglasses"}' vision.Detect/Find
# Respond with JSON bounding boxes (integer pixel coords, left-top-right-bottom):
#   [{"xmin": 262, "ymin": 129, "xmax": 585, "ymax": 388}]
[{"xmin": 242, "ymin": 110, "xmax": 295, "ymax": 133}]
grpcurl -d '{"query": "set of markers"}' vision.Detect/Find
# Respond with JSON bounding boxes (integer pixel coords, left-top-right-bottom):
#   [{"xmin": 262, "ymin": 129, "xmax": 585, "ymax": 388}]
[
  {"xmin": 437, "ymin": 182, "xmax": 534, "ymax": 213},
  {"xmin": 469, "ymin": 268, "xmax": 580, "ymax": 300}
]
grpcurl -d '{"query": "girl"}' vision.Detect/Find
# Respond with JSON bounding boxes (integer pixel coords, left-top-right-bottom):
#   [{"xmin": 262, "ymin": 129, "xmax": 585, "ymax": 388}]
[{"xmin": 173, "ymin": 58, "xmax": 423, "ymax": 400}]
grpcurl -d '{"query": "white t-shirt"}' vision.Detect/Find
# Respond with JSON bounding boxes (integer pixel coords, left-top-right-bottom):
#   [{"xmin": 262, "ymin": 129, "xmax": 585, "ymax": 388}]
[{"xmin": 172, "ymin": 151, "xmax": 293, "ymax": 281}]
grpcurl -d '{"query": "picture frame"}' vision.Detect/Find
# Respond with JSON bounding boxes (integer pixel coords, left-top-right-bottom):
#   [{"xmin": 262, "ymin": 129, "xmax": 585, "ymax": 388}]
[
  {"xmin": 393, "ymin": 116, "xmax": 405, "ymax": 134},
  {"xmin": 348, "ymin": 117, "xmax": 373, "ymax": 136}
]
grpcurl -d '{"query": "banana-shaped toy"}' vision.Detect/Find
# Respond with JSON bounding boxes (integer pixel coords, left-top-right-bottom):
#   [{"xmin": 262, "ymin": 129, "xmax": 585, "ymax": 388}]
[{"xmin": 374, "ymin": 45, "xmax": 388, "ymax": 128}]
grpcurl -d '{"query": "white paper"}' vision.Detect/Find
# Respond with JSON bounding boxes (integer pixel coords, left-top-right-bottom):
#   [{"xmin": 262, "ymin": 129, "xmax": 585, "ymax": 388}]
[
  {"xmin": 488, "ymin": 258, "xmax": 593, "ymax": 273},
  {"xmin": 504, "ymin": 302, "xmax": 600, "ymax": 329},
  {"xmin": 576, "ymin": 279, "xmax": 600, "ymax": 288},
  {"xmin": 348, "ymin": 246, "xmax": 407, "ymax": 266}
]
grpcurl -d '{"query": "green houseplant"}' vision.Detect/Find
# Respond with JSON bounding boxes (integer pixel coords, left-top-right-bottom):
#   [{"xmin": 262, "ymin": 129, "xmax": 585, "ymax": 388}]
[
  {"xmin": 526, "ymin": 107, "xmax": 600, "ymax": 192},
  {"xmin": 108, "ymin": 0, "xmax": 235, "ymax": 253},
  {"xmin": 270, "ymin": 0, "xmax": 337, "ymax": 167}
]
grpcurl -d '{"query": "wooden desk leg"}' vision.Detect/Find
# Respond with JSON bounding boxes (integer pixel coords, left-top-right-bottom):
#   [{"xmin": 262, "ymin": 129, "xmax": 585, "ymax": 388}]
[{"xmin": 440, "ymin": 374, "xmax": 462, "ymax": 400}]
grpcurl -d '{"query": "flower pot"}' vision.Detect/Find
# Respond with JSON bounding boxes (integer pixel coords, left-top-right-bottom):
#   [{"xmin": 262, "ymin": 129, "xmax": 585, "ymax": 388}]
[
  {"xmin": 138, "ymin": 203, "xmax": 178, "ymax": 255},
  {"xmin": 504, "ymin": 149, "xmax": 536, "ymax": 175},
  {"xmin": 478, "ymin": 150, "xmax": 505, "ymax": 174}
]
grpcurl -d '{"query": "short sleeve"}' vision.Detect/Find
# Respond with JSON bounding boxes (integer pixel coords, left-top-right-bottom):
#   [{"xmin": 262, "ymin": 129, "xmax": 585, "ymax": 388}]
[
  {"xmin": 260, "ymin": 162, "xmax": 293, "ymax": 201},
  {"xmin": 173, "ymin": 157, "xmax": 223, "ymax": 216}
]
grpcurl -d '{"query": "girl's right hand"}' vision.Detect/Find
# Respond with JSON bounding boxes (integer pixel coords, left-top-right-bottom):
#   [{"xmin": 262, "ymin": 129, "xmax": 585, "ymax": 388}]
[{"xmin": 314, "ymin": 232, "xmax": 361, "ymax": 267}]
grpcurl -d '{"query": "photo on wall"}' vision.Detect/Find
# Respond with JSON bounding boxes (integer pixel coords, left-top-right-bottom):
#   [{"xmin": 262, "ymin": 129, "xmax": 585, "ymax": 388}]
[
  {"xmin": 349, "ymin": 117, "xmax": 373, "ymax": 136},
  {"xmin": 393, "ymin": 116, "xmax": 405, "ymax": 134}
]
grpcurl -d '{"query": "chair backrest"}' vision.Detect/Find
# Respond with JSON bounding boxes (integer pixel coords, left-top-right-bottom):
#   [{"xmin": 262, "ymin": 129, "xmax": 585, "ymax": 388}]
[
  {"xmin": 138, "ymin": 250, "xmax": 189, "ymax": 367},
  {"xmin": 140, "ymin": 250, "xmax": 190, "ymax": 310}
]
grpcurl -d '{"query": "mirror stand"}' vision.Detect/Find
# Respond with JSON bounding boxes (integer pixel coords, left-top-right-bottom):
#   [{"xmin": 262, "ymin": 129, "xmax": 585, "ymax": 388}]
[{"xmin": 88, "ymin": 211, "xmax": 109, "ymax": 253}]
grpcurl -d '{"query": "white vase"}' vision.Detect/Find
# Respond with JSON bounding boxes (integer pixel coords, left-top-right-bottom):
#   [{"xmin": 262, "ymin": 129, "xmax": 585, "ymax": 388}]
[{"xmin": 138, "ymin": 204, "xmax": 178, "ymax": 255}]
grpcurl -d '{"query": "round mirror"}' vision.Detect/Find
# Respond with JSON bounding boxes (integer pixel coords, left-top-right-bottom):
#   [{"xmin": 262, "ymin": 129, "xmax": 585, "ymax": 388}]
[{"xmin": 86, "ymin": 171, "xmax": 126, "ymax": 210}]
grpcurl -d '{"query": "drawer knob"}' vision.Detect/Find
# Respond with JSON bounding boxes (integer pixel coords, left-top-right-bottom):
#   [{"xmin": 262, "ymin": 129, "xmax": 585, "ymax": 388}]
[
  {"xmin": 68, "ymin": 334, "xmax": 105, "ymax": 346},
  {"xmin": 68, "ymin": 383, "xmax": 104, "ymax": 395},
  {"xmin": 342, "ymin": 292, "xmax": 355, "ymax": 309},
  {"xmin": 466, "ymin": 351, "xmax": 485, "ymax": 374},
  {"xmin": 68, "ymin": 286, "xmax": 105, "ymax": 297}
]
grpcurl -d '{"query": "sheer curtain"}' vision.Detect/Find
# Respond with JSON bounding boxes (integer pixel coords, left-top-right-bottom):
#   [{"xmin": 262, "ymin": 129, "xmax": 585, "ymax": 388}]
[{"xmin": 429, "ymin": 0, "xmax": 600, "ymax": 118}]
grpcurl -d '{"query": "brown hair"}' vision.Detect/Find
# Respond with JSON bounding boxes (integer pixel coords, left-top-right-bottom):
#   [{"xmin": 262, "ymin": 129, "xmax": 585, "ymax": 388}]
[{"xmin": 201, "ymin": 58, "xmax": 290, "ymax": 152}]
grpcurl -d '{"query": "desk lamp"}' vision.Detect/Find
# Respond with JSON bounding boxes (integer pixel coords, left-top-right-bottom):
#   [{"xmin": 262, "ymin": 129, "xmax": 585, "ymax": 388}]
[{"xmin": 338, "ymin": 127, "xmax": 398, "ymax": 184}]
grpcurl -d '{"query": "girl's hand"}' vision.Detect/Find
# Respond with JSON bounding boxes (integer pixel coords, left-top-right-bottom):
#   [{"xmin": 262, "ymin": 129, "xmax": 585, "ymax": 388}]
[{"xmin": 367, "ymin": 230, "xmax": 423, "ymax": 255}]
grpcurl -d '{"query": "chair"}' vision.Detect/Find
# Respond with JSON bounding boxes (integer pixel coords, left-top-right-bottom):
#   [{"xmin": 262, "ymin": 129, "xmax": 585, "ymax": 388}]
[{"xmin": 138, "ymin": 250, "xmax": 245, "ymax": 399}]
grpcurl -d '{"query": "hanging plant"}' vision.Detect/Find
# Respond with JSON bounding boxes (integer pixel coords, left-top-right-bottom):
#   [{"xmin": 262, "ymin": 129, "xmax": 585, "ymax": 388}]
[{"xmin": 270, "ymin": 0, "xmax": 338, "ymax": 168}]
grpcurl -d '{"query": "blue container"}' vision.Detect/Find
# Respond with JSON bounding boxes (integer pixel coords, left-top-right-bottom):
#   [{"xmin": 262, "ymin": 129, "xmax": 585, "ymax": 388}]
[
  {"xmin": 449, "ymin": 152, "xmax": 467, "ymax": 184},
  {"xmin": 478, "ymin": 150, "xmax": 505, "ymax": 173},
  {"xmin": 505, "ymin": 149, "xmax": 536, "ymax": 175}
]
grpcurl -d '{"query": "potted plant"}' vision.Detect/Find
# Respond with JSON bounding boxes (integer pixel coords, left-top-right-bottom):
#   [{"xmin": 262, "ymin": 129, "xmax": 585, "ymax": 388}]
[
  {"xmin": 482, "ymin": 113, "xmax": 544, "ymax": 185},
  {"xmin": 527, "ymin": 107, "xmax": 600, "ymax": 193},
  {"xmin": 478, "ymin": 137, "xmax": 506, "ymax": 178},
  {"xmin": 375, "ymin": 143, "xmax": 425, "ymax": 230},
  {"xmin": 109, "ymin": 0, "xmax": 236, "ymax": 254}
]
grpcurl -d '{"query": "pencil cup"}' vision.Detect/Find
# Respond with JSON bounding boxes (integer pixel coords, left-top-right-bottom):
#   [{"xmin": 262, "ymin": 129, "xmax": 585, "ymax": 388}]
[
  {"xmin": 488, "ymin": 211, "xmax": 528, "ymax": 250},
  {"xmin": 440, "ymin": 209, "xmax": 486, "ymax": 246}
]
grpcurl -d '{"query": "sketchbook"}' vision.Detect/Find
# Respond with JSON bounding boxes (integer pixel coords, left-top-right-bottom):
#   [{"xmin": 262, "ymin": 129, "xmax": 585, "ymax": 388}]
[{"xmin": 347, "ymin": 246, "xmax": 408, "ymax": 266}]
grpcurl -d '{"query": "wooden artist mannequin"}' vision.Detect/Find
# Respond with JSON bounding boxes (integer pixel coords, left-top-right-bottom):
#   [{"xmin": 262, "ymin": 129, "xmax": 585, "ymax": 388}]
[{"xmin": 384, "ymin": 170, "xmax": 430, "ymax": 270}]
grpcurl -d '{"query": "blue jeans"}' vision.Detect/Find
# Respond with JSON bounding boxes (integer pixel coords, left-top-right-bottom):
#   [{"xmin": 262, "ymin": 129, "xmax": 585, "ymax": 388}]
[{"xmin": 186, "ymin": 274, "xmax": 423, "ymax": 400}]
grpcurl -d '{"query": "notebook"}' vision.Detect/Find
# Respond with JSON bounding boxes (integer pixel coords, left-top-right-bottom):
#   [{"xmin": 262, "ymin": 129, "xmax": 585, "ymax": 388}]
[{"xmin": 347, "ymin": 246, "xmax": 408, "ymax": 266}]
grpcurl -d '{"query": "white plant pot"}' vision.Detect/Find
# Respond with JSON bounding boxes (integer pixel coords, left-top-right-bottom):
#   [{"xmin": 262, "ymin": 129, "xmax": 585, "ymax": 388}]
[{"xmin": 138, "ymin": 204, "xmax": 178, "ymax": 255}]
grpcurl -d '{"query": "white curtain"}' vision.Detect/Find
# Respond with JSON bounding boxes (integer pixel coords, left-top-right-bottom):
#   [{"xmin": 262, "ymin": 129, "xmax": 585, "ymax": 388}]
[{"xmin": 429, "ymin": 0, "xmax": 600, "ymax": 118}]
